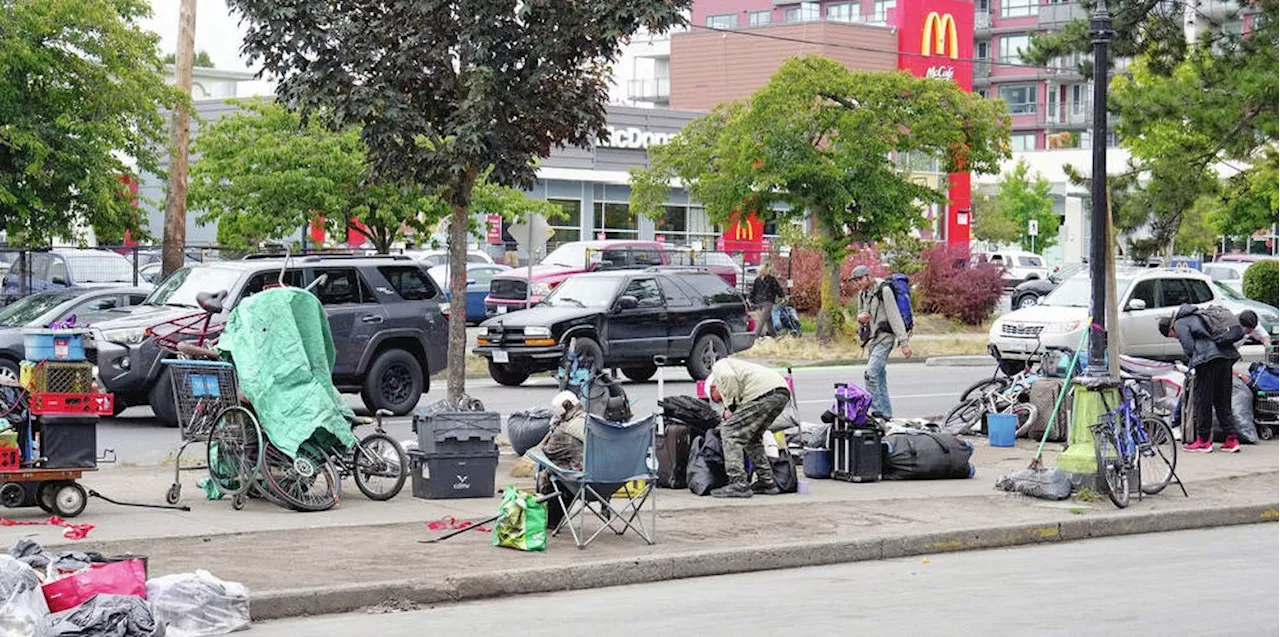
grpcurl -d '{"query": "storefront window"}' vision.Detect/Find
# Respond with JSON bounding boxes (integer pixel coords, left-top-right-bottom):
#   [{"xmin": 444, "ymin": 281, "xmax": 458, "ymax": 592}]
[
  {"xmin": 1000, "ymin": 0, "xmax": 1036, "ymax": 17},
  {"xmin": 547, "ymin": 198, "xmax": 582, "ymax": 245},
  {"xmin": 596, "ymin": 202, "xmax": 637, "ymax": 239},
  {"xmin": 656, "ymin": 205, "xmax": 688, "ymax": 243}
]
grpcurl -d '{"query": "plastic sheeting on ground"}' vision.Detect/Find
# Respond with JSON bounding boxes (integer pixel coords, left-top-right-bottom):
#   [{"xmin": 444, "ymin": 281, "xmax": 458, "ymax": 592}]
[
  {"xmin": 147, "ymin": 570, "xmax": 250, "ymax": 637},
  {"xmin": 216, "ymin": 287, "xmax": 355, "ymax": 458},
  {"xmin": 995, "ymin": 468, "xmax": 1073, "ymax": 501}
]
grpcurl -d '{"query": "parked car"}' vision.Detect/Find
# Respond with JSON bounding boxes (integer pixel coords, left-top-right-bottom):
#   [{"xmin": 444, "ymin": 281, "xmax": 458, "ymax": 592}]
[
  {"xmin": 0, "ymin": 287, "xmax": 150, "ymax": 382},
  {"xmin": 406, "ymin": 249, "xmax": 494, "ymax": 267},
  {"xmin": 1, "ymin": 249, "xmax": 144, "ymax": 304},
  {"xmin": 484, "ymin": 240, "xmax": 671, "ymax": 316},
  {"xmin": 975, "ymin": 250, "xmax": 1052, "ymax": 287},
  {"xmin": 1202, "ymin": 261, "xmax": 1259, "ymax": 295},
  {"xmin": 1216, "ymin": 253, "xmax": 1273, "ymax": 263},
  {"xmin": 86, "ymin": 255, "xmax": 447, "ymax": 425},
  {"xmin": 670, "ymin": 249, "xmax": 740, "ymax": 289},
  {"xmin": 989, "ymin": 267, "xmax": 1278, "ymax": 374},
  {"xmin": 1211, "ymin": 280, "xmax": 1280, "ymax": 333},
  {"xmin": 474, "ymin": 269, "xmax": 755, "ymax": 386},
  {"xmin": 1010, "ymin": 263, "xmax": 1088, "ymax": 310},
  {"xmin": 426, "ymin": 263, "xmax": 510, "ymax": 324}
]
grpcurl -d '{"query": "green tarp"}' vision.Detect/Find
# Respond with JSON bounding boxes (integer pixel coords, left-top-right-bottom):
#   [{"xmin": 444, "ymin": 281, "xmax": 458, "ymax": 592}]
[{"xmin": 216, "ymin": 287, "xmax": 355, "ymax": 458}]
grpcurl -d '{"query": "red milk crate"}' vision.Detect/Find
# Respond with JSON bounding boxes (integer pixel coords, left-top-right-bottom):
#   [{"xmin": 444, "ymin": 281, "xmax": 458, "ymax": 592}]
[{"xmin": 30, "ymin": 393, "xmax": 114, "ymax": 417}]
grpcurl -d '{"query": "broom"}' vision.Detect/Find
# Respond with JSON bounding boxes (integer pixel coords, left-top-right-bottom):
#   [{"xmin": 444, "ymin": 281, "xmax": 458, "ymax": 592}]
[{"xmin": 1027, "ymin": 323, "xmax": 1091, "ymax": 471}]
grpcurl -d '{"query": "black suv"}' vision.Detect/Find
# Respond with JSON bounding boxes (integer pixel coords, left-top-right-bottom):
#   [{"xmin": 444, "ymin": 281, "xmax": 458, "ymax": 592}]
[
  {"xmin": 85, "ymin": 255, "xmax": 447, "ymax": 425},
  {"xmin": 473, "ymin": 269, "xmax": 755, "ymax": 386}
]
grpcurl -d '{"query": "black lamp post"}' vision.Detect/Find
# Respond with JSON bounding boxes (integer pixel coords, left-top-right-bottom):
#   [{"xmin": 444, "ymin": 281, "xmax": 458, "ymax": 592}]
[{"xmin": 1086, "ymin": 0, "xmax": 1114, "ymax": 373}]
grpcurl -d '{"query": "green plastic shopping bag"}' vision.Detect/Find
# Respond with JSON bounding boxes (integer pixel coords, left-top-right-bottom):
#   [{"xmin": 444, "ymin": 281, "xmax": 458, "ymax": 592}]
[{"xmin": 492, "ymin": 486, "xmax": 548, "ymax": 552}]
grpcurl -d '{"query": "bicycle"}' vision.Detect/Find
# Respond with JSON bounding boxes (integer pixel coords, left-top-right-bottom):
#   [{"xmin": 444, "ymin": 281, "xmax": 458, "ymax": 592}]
[
  {"xmin": 327, "ymin": 409, "xmax": 408, "ymax": 501},
  {"xmin": 1087, "ymin": 374, "xmax": 1185, "ymax": 509}
]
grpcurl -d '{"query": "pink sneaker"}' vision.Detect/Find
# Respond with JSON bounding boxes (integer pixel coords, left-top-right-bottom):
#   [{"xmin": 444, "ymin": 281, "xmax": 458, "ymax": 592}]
[
  {"xmin": 1219, "ymin": 436, "xmax": 1241, "ymax": 453},
  {"xmin": 1183, "ymin": 438, "xmax": 1214, "ymax": 453}
]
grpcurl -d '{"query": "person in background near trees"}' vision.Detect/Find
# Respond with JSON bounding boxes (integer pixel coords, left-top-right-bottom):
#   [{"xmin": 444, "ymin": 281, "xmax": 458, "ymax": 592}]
[
  {"xmin": 749, "ymin": 263, "xmax": 784, "ymax": 339},
  {"xmin": 706, "ymin": 358, "xmax": 789, "ymax": 498},
  {"xmin": 1159, "ymin": 305, "xmax": 1242, "ymax": 453},
  {"xmin": 849, "ymin": 265, "xmax": 912, "ymax": 418}
]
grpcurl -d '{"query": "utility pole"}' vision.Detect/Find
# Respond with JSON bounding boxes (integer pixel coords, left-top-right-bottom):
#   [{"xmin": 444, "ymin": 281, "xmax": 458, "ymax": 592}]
[
  {"xmin": 162, "ymin": 0, "xmax": 196, "ymax": 278},
  {"xmin": 1086, "ymin": 0, "xmax": 1113, "ymax": 374}
]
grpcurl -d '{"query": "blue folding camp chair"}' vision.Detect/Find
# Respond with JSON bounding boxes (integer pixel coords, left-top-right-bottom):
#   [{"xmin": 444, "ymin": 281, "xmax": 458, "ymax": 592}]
[{"xmin": 528, "ymin": 413, "xmax": 658, "ymax": 549}]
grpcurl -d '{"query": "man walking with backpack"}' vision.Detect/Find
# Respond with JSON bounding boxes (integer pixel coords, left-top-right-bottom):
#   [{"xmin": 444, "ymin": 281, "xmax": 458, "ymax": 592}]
[
  {"xmin": 1159, "ymin": 304, "xmax": 1242, "ymax": 453},
  {"xmin": 849, "ymin": 265, "xmax": 912, "ymax": 418}
]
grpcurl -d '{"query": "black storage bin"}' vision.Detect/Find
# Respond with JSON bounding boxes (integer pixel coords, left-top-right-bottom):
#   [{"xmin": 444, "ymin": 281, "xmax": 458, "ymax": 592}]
[
  {"xmin": 39, "ymin": 415, "xmax": 97, "ymax": 468},
  {"xmin": 831, "ymin": 423, "xmax": 881, "ymax": 483},
  {"xmin": 408, "ymin": 449, "xmax": 499, "ymax": 499},
  {"xmin": 415, "ymin": 412, "xmax": 500, "ymax": 454}
]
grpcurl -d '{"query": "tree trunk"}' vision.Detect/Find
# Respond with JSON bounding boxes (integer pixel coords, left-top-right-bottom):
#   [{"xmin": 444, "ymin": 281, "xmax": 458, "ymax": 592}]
[
  {"xmin": 445, "ymin": 174, "xmax": 477, "ymax": 402},
  {"xmin": 815, "ymin": 219, "xmax": 841, "ymax": 343},
  {"xmin": 161, "ymin": 0, "xmax": 196, "ymax": 278}
]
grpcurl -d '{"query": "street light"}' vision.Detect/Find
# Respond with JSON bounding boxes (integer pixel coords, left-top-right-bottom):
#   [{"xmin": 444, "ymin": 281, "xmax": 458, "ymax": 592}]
[{"xmin": 1086, "ymin": 0, "xmax": 1114, "ymax": 374}]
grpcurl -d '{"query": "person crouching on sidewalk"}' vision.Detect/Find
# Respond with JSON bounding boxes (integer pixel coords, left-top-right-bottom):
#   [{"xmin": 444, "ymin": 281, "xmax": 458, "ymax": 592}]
[
  {"xmin": 1159, "ymin": 306, "xmax": 1242, "ymax": 453},
  {"xmin": 706, "ymin": 359, "xmax": 790, "ymax": 498}
]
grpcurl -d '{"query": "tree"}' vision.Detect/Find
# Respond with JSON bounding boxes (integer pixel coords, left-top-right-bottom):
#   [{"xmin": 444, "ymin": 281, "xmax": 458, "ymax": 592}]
[
  {"xmin": 229, "ymin": 0, "xmax": 687, "ymax": 401},
  {"xmin": 163, "ymin": 49, "xmax": 215, "ymax": 68},
  {"xmin": 191, "ymin": 100, "xmax": 553, "ymax": 253},
  {"xmin": 0, "ymin": 0, "xmax": 178, "ymax": 245},
  {"xmin": 987, "ymin": 159, "xmax": 1059, "ymax": 254},
  {"xmin": 631, "ymin": 56, "xmax": 1010, "ymax": 341},
  {"xmin": 971, "ymin": 193, "xmax": 1021, "ymax": 246},
  {"xmin": 1243, "ymin": 260, "xmax": 1279, "ymax": 308}
]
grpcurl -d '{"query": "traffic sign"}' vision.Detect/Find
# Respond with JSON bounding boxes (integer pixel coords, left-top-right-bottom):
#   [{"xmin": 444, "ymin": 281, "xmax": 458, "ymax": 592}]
[{"xmin": 1028, "ymin": 219, "xmax": 1039, "ymax": 237}]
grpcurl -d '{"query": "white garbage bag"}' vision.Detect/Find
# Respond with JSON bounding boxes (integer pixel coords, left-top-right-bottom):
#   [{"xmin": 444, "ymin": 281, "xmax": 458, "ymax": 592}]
[
  {"xmin": 0, "ymin": 554, "xmax": 50, "ymax": 637},
  {"xmin": 146, "ymin": 570, "xmax": 250, "ymax": 637}
]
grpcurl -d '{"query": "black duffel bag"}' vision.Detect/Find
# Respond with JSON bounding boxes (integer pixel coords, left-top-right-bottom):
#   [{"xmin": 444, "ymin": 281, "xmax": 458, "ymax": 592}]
[
  {"xmin": 883, "ymin": 430, "xmax": 974, "ymax": 480},
  {"xmin": 507, "ymin": 409, "xmax": 554, "ymax": 456}
]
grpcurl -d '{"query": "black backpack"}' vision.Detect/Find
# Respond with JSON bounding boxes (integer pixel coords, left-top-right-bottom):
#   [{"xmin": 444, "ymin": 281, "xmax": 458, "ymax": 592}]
[
  {"xmin": 1193, "ymin": 305, "xmax": 1245, "ymax": 345},
  {"xmin": 583, "ymin": 372, "xmax": 633, "ymax": 423}
]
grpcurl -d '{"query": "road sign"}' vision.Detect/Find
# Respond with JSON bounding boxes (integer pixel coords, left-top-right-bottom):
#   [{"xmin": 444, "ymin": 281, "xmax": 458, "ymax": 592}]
[{"xmin": 1028, "ymin": 219, "xmax": 1039, "ymax": 237}]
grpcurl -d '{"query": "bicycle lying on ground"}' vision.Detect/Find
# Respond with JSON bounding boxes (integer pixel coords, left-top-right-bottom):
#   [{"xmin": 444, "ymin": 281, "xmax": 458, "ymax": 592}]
[{"xmin": 1086, "ymin": 374, "xmax": 1185, "ymax": 509}]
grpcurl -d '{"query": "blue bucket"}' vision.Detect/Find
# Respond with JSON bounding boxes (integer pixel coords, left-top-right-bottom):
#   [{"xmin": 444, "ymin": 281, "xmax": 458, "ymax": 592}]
[
  {"xmin": 803, "ymin": 448, "xmax": 833, "ymax": 479},
  {"xmin": 987, "ymin": 413, "xmax": 1017, "ymax": 447}
]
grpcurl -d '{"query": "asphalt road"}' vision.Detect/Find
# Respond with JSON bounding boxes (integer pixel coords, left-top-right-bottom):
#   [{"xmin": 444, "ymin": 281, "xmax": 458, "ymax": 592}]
[
  {"xmin": 99, "ymin": 363, "xmax": 996, "ymax": 465},
  {"xmin": 252, "ymin": 524, "xmax": 1279, "ymax": 637}
]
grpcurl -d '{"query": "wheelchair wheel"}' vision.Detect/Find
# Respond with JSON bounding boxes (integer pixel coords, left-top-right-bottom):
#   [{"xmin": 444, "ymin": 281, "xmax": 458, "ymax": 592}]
[
  {"xmin": 260, "ymin": 441, "xmax": 340, "ymax": 512},
  {"xmin": 206, "ymin": 406, "xmax": 264, "ymax": 498},
  {"xmin": 351, "ymin": 432, "xmax": 407, "ymax": 501}
]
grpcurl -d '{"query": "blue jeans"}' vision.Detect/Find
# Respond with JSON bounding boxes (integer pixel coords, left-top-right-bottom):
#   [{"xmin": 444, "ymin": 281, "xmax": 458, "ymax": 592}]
[{"xmin": 865, "ymin": 338, "xmax": 894, "ymax": 418}]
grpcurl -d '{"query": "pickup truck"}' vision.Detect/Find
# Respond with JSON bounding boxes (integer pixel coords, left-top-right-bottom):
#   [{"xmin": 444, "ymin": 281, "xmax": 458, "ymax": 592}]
[{"xmin": 484, "ymin": 240, "xmax": 736, "ymax": 317}]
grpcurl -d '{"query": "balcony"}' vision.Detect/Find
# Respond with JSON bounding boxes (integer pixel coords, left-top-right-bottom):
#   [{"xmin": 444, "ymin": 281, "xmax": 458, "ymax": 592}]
[
  {"xmin": 627, "ymin": 77, "xmax": 670, "ymax": 104},
  {"xmin": 975, "ymin": 12, "xmax": 992, "ymax": 33},
  {"xmin": 974, "ymin": 60, "xmax": 991, "ymax": 86}
]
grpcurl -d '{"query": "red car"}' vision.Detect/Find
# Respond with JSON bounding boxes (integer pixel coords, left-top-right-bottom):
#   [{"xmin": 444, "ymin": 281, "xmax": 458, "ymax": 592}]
[{"xmin": 484, "ymin": 240, "xmax": 736, "ymax": 317}]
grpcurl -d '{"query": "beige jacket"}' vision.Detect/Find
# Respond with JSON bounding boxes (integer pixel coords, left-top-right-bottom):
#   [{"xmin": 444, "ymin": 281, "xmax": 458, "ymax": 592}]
[
  {"xmin": 708, "ymin": 359, "xmax": 788, "ymax": 409},
  {"xmin": 858, "ymin": 281, "xmax": 910, "ymax": 348}
]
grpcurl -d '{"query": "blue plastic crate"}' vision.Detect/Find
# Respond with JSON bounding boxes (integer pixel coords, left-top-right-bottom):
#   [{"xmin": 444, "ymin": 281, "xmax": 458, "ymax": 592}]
[{"xmin": 22, "ymin": 329, "xmax": 87, "ymax": 362}]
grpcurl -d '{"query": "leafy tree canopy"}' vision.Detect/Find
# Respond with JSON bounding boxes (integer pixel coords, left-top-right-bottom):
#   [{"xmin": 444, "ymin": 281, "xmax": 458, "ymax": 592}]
[
  {"xmin": 163, "ymin": 50, "xmax": 216, "ymax": 68},
  {"xmin": 973, "ymin": 159, "xmax": 1060, "ymax": 253},
  {"xmin": 0, "ymin": 0, "xmax": 178, "ymax": 246},
  {"xmin": 631, "ymin": 56, "xmax": 1010, "ymax": 340}
]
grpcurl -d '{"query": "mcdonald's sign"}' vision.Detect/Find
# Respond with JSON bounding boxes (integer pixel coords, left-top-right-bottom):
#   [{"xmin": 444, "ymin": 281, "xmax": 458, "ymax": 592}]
[
  {"xmin": 920, "ymin": 12, "xmax": 960, "ymax": 59},
  {"xmin": 722, "ymin": 210, "xmax": 765, "ymax": 256}
]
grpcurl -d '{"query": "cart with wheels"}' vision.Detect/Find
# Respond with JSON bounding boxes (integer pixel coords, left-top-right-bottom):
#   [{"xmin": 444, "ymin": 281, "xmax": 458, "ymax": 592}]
[
  {"xmin": 0, "ymin": 468, "xmax": 94, "ymax": 518},
  {"xmin": 162, "ymin": 359, "xmax": 259, "ymax": 508}
]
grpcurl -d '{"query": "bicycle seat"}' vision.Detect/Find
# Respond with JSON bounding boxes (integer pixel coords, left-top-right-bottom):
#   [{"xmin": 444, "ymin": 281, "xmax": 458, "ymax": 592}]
[{"xmin": 196, "ymin": 290, "xmax": 228, "ymax": 314}]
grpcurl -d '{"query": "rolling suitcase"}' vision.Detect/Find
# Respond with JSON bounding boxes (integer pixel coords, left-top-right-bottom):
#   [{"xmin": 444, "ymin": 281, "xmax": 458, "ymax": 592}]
[{"xmin": 831, "ymin": 424, "xmax": 881, "ymax": 483}]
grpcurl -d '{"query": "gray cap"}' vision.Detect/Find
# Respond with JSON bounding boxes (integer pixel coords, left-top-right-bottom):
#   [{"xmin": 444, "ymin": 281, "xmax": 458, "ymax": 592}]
[{"xmin": 849, "ymin": 265, "xmax": 870, "ymax": 280}]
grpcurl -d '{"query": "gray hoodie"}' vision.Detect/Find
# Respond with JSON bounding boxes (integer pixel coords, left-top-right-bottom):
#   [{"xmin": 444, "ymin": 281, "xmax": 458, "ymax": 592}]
[
  {"xmin": 1172, "ymin": 303, "xmax": 1240, "ymax": 368},
  {"xmin": 858, "ymin": 281, "xmax": 910, "ymax": 348}
]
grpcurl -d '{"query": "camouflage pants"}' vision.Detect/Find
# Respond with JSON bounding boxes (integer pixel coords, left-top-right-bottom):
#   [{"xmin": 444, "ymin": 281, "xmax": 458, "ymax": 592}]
[{"xmin": 721, "ymin": 389, "xmax": 790, "ymax": 486}]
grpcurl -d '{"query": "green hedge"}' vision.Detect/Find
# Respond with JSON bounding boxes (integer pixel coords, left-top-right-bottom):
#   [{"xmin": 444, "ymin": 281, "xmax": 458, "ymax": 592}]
[{"xmin": 1242, "ymin": 260, "xmax": 1279, "ymax": 308}]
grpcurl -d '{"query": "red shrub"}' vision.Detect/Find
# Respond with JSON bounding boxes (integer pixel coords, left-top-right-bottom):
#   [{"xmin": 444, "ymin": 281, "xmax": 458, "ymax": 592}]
[
  {"xmin": 773, "ymin": 247, "xmax": 887, "ymax": 313},
  {"xmin": 914, "ymin": 244, "xmax": 1004, "ymax": 325}
]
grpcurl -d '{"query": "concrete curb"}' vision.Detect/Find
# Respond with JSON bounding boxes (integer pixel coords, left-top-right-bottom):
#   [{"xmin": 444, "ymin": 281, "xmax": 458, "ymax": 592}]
[
  {"xmin": 249, "ymin": 501, "xmax": 1278, "ymax": 621},
  {"xmin": 925, "ymin": 355, "xmax": 994, "ymax": 367}
]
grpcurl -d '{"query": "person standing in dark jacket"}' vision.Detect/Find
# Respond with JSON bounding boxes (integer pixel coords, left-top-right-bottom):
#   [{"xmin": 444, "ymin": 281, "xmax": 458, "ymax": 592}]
[
  {"xmin": 1159, "ymin": 304, "xmax": 1242, "ymax": 453},
  {"xmin": 749, "ymin": 264, "xmax": 784, "ymax": 339}
]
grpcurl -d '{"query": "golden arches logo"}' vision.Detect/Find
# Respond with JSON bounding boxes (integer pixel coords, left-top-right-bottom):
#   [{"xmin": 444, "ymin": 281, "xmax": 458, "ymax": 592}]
[
  {"xmin": 921, "ymin": 12, "xmax": 959, "ymax": 59},
  {"xmin": 734, "ymin": 219, "xmax": 755, "ymax": 241}
]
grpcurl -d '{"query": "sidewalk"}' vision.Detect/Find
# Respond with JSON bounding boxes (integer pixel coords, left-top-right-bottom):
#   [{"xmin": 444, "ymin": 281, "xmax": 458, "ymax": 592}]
[{"xmin": 3, "ymin": 440, "xmax": 1275, "ymax": 620}]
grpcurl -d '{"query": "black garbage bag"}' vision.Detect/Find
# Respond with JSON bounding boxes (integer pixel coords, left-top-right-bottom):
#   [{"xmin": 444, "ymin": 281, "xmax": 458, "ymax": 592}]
[
  {"xmin": 659, "ymin": 396, "xmax": 720, "ymax": 434},
  {"xmin": 770, "ymin": 449, "xmax": 799, "ymax": 494},
  {"xmin": 1212, "ymin": 377, "xmax": 1258, "ymax": 443},
  {"xmin": 508, "ymin": 409, "xmax": 554, "ymax": 456},
  {"xmin": 686, "ymin": 430, "xmax": 728, "ymax": 496},
  {"xmin": 42, "ymin": 594, "xmax": 164, "ymax": 637}
]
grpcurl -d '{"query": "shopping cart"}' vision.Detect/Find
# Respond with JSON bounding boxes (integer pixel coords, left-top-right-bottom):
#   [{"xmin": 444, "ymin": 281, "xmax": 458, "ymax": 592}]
[{"xmin": 161, "ymin": 359, "xmax": 261, "ymax": 509}]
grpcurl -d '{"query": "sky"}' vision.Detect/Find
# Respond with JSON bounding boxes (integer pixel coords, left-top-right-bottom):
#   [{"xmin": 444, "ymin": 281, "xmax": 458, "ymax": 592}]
[{"xmin": 139, "ymin": 0, "xmax": 276, "ymax": 94}]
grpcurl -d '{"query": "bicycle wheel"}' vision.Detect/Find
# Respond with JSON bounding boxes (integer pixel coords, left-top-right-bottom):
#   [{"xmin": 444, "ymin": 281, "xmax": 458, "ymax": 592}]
[
  {"xmin": 1139, "ymin": 416, "xmax": 1177, "ymax": 495},
  {"xmin": 260, "ymin": 442, "xmax": 341, "ymax": 512},
  {"xmin": 205, "ymin": 406, "xmax": 263, "ymax": 498},
  {"xmin": 351, "ymin": 433, "xmax": 408, "ymax": 501},
  {"xmin": 960, "ymin": 376, "xmax": 1011, "ymax": 403},
  {"xmin": 1092, "ymin": 425, "xmax": 1130, "ymax": 508},
  {"xmin": 943, "ymin": 397, "xmax": 986, "ymax": 435}
]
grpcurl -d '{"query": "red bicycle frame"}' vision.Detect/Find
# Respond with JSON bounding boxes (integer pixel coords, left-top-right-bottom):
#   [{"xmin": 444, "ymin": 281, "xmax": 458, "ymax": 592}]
[{"xmin": 146, "ymin": 309, "xmax": 222, "ymax": 353}]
